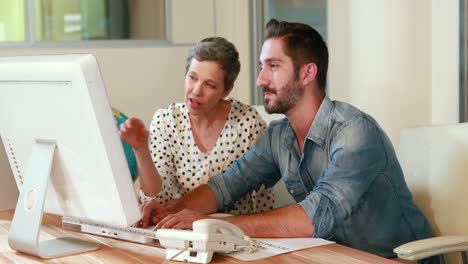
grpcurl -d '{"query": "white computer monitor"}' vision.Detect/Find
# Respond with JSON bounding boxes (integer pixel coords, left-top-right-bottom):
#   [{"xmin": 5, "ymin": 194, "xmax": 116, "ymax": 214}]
[
  {"xmin": 0, "ymin": 137, "xmax": 19, "ymax": 211},
  {"xmin": 0, "ymin": 54, "xmax": 141, "ymax": 258}
]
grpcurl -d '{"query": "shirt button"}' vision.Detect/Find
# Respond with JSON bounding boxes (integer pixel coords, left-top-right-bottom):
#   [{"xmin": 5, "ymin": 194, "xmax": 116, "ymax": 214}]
[{"xmin": 290, "ymin": 189, "xmax": 294, "ymax": 194}]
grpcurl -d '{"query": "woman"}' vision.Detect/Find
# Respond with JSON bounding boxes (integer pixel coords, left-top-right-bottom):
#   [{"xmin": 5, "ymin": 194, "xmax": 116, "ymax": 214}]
[{"xmin": 120, "ymin": 37, "xmax": 273, "ymax": 215}]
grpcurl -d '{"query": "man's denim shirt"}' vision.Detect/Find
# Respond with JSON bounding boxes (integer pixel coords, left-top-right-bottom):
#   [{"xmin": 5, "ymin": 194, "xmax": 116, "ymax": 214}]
[{"xmin": 208, "ymin": 97, "xmax": 432, "ymax": 257}]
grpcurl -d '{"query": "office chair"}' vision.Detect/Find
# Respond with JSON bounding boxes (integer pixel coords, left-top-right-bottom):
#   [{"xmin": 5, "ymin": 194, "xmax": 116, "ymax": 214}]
[{"xmin": 393, "ymin": 123, "xmax": 468, "ymax": 264}]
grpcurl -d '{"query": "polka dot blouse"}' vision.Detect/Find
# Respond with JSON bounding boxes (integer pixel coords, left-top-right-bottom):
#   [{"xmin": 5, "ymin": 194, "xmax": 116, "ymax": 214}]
[{"xmin": 142, "ymin": 98, "xmax": 274, "ymax": 214}]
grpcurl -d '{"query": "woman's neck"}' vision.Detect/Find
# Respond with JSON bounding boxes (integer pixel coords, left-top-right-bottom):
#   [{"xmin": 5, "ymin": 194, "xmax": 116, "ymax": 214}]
[
  {"xmin": 189, "ymin": 99, "xmax": 232, "ymax": 153},
  {"xmin": 189, "ymin": 99, "xmax": 230, "ymax": 128}
]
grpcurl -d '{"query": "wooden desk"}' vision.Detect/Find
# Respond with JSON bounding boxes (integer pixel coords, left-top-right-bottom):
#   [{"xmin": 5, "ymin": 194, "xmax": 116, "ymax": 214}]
[{"xmin": 0, "ymin": 210, "xmax": 399, "ymax": 263}]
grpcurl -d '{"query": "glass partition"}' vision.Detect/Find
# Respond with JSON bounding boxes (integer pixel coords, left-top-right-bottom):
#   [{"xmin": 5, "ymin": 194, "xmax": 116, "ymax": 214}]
[
  {"xmin": 0, "ymin": 0, "xmax": 166, "ymax": 43},
  {"xmin": 35, "ymin": 0, "xmax": 165, "ymax": 41},
  {"xmin": 0, "ymin": 0, "xmax": 26, "ymax": 42}
]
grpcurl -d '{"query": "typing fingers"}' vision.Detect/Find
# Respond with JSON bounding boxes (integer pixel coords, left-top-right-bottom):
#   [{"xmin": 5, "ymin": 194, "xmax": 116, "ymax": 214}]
[
  {"xmin": 141, "ymin": 203, "xmax": 156, "ymax": 228},
  {"xmin": 151, "ymin": 215, "xmax": 160, "ymax": 226},
  {"xmin": 133, "ymin": 218, "xmax": 144, "ymax": 228},
  {"xmin": 155, "ymin": 209, "xmax": 206, "ymax": 230}
]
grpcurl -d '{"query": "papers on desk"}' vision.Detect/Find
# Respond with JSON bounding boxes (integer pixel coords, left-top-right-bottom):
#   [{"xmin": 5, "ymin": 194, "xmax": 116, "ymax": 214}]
[{"xmin": 226, "ymin": 237, "xmax": 335, "ymax": 261}]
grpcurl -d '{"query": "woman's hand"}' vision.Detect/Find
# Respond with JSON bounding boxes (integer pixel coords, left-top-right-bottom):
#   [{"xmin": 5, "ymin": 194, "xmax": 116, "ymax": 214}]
[
  {"xmin": 135, "ymin": 199, "xmax": 171, "ymax": 228},
  {"xmin": 119, "ymin": 117, "xmax": 149, "ymax": 151}
]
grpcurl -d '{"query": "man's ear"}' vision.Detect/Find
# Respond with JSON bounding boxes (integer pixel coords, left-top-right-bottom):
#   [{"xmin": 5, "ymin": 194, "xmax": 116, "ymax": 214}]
[{"xmin": 301, "ymin": 62, "xmax": 318, "ymax": 86}]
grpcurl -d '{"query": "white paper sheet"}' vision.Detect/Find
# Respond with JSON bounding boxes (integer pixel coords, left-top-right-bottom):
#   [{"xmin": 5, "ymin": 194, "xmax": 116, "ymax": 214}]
[{"xmin": 226, "ymin": 237, "xmax": 335, "ymax": 261}]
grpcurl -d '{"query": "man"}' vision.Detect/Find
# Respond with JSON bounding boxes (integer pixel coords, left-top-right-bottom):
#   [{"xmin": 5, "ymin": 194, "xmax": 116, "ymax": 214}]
[{"xmin": 141, "ymin": 19, "xmax": 433, "ymax": 260}]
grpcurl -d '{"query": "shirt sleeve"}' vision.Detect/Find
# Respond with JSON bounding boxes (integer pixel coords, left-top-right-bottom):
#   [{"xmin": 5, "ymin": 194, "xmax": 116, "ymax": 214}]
[
  {"xmin": 208, "ymin": 126, "xmax": 283, "ymax": 211},
  {"xmin": 298, "ymin": 116, "xmax": 387, "ymax": 238},
  {"xmin": 246, "ymin": 106, "xmax": 274, "ymax": 213},
  {"xmin": 141, "ymin": 106, "xmax": 182, "ymax": 205}
]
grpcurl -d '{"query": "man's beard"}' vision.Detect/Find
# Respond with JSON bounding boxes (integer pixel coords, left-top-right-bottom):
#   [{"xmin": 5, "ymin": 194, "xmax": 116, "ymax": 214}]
[{"xmin": 263, "ymin": 80, "xmax": 303, "ymax": 114}]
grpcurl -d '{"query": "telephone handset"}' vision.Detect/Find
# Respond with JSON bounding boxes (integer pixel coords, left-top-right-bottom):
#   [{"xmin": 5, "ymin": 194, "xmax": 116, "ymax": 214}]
[{"xmin": 156, "ymin": 219, "xmax": 256, "ymax": 263}]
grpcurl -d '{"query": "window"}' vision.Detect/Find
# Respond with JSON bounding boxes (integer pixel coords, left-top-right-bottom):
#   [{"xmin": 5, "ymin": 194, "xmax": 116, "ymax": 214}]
[
  {"xmin": 0, "ymin": 1, "xmax": 26, "ymax": 42},
  {"xmin": 0, "ymin": 0, "xmax": 166, "ymax": 44}
]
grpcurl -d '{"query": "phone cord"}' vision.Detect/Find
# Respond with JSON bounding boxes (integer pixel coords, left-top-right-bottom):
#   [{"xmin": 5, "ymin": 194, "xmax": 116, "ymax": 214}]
[{"xmin": 241, "ymin": 237, "xmax": 258, "ymax": 253}]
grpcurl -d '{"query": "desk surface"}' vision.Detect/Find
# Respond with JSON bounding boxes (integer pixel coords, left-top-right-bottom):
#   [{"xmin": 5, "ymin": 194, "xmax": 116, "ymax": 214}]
[{"xmin": 0, "ymin": 210, "xmax": 399, "ymax": 264}]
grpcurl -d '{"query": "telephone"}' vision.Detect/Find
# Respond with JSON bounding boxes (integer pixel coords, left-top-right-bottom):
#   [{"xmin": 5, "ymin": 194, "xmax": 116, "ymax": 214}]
[{"xmin": 156, "ymin": 219, "xmax": 257, "ymax": 263}]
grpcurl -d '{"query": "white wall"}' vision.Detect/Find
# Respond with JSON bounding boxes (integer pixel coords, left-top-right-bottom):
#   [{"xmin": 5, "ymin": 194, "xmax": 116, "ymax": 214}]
[
  {"xmin": 170, "ymin": 0, "xmax": 215, "ymax": 44},
  {"xmin": 431, "ymin": 0, "xmax": 459, "ymax": 125},
  {"xmin": 214, "ymin": 0, "xmax": 252, "ymax": 104},
  {"xmin": 328, "ymin": 0, "xmax": 459, "ymax": 148}
]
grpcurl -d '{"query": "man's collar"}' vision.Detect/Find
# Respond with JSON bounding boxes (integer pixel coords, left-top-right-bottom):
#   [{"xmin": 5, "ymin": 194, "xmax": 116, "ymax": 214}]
[{"xmin": 306, "ymin": 96, "xmax": 333, "ymax": 147}]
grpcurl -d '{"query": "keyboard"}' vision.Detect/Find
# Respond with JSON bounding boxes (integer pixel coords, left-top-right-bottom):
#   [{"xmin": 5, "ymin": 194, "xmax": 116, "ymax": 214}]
[{"xmin": 62, "ymin": 216, "xmax": 160, "ymax": 246}]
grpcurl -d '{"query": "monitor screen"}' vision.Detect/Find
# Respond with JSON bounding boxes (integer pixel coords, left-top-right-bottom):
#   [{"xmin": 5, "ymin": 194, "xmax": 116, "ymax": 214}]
[{"xmin": 0, "ymin": 54, "xmax": 141, "ymax": 257}]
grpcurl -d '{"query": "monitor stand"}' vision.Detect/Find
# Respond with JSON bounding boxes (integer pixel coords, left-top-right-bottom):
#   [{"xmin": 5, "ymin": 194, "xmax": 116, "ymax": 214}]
[{"xmin": 7, "ymin": 139, "xmax": 102, "ymax": 258}]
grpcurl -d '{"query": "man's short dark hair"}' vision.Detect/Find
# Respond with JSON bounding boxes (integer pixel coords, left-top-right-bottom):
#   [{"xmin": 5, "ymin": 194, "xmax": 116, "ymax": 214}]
[
  {"xmin": 265, "ymin": 19, "xmax": 329, "ymax": 91},
  {"xmin": 186, "ymin": 37, "xmax": 241, "ymax": 90}
]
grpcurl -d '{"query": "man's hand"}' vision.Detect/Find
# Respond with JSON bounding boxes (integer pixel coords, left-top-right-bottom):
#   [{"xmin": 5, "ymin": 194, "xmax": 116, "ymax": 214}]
[
  {"xmin": 136, "ymin": 199, "xmax": 209, "ymax": 229},
  {"xmin": 119, "ymin": 117, "xmax": 149, "ymax": 151},
  {"xmin": 155, "ymin": 209, "xmax": 210, "ymax": 230}
]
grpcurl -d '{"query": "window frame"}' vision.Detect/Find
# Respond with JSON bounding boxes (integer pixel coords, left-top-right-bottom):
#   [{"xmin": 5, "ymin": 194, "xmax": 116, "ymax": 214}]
[
  {"xmin": 250, "ymin": 0, "xmax": 265, "ymax": 105},
  {"xmin": 461, "ymin": 0, "xmax": 468, "ymax": 122},
  {"xmin": 0, "ymin": 0, "xmax": 172, "ymax": 48}
]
